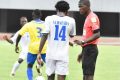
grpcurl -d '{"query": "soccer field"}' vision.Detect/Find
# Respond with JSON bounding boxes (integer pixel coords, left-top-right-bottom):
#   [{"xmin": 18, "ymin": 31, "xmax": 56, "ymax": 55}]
[{"xmin": 0, "ymin": 41, "xmax": 120, "ymax": 80}]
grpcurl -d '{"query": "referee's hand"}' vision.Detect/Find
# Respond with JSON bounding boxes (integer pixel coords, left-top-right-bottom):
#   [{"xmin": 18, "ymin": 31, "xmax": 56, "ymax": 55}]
[
  {"xmin": 74, "ymin": 40, "xmax": 82, "ymax": 45},
  {"xmin": 77, "ymin": 53, "xmax": 83, "ymax": 63}
]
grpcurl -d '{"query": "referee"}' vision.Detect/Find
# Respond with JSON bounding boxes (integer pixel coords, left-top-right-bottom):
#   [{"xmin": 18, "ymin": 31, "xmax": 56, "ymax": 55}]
[{"xmin": 74, "ymin": 0, "xmax": 100, "ymax": 80}]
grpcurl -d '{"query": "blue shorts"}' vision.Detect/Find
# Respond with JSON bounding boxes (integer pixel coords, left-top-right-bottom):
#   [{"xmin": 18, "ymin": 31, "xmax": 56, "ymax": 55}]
[
  {"xmin": 41, "ymin": 54, "xmax": 46, "ymax": 62},
  {"xmin": 27, "ymin": 53, "xmax": 37, "ymax": 64},
  {"xmin": 27, "ymin": 53, "xmax": 46, "ymax": 65}
]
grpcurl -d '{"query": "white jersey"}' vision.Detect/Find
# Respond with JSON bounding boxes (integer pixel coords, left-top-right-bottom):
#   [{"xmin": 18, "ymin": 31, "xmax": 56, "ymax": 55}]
[
  {"xmin": 11, "ymin": 31, "xmax": 30, "ymax": 51},
  {"xmin": 43, "ymin": 15, "xmax": 76, "ymax": 62}
]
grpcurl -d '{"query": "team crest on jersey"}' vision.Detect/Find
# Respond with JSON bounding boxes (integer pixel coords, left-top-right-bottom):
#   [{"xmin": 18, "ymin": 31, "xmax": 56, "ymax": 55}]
[{"xmin": 91, "ymin": 17, "xmax": 96, "ymax": 23}]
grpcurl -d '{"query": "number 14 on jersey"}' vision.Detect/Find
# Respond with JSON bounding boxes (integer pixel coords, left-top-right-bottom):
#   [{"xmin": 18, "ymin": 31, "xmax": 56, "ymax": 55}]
[{"xmin": 54, "ymin": 25, "xmax": 66, "ymax": 41}]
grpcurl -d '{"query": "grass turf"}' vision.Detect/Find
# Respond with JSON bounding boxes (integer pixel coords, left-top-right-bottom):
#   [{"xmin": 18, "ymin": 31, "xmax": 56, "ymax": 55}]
[{"xmin": 0, "ymin": 41, "xmax": 120, "ymax": 80}]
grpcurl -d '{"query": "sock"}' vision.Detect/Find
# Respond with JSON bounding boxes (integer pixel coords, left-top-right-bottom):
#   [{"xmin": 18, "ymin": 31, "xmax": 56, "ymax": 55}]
[
  {"xmin": 27, "ymin": 68, "xmax": 33, "ymax": 80},
  {"xmin": 11, "ymin": 61, "xmax": 20, "ymax": 74}
]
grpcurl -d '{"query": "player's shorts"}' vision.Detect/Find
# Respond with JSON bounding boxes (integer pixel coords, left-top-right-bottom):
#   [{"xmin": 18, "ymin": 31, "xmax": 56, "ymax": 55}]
[
  {"xmin": 19, "ymin": 50, "xmax": 28, "ymax": 60},
  {"xmin": 46, "ymin": 59, "xmax": 69, "ymax": 76},
  {"xmin": 82, "ymin": 44, "xmax": 98, "ymax": 75},
  {"xmin": 27, "ymin": 53, "xmax": 37, "ymax": 64},
  {"xmin": 41, "ymin": 54, "xmax": 46, "ymax": 62},
  {"xmin": 27, "ymin": 53, "xmax": 46, "ymax": 64}
]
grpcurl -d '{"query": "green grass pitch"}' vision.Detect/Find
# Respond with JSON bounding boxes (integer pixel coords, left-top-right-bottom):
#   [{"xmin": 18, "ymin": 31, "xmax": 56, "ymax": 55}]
[{"xmin": 0, "ymin": 41, "xmax": 120, "ymax": 80}]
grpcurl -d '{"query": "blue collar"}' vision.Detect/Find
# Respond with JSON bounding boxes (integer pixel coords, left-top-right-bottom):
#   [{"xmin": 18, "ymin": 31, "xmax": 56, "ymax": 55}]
[{"xmin": 34, "ymin": 18, "xmax": 41, "ymax": 22}]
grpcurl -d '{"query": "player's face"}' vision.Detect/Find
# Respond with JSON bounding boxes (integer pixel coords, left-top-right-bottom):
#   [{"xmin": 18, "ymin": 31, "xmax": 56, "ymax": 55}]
[
  {"xmin": 32, "ymin": 12, "xmax": 37, "ymax": 20},
  {"xmin": 20, "ymin": 18, "xmax": 28, "ymax": 26},
  {"xmin": 78, "ymin": 3, "xmax": 89, "ymax": 15}
]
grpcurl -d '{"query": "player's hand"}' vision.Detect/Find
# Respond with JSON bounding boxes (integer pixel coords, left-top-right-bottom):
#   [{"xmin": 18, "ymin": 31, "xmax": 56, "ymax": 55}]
[
  {"xmin": 69, "ymin": 37, "xmax": 75, "ymax": 46},
  {"xmin": 37, "ymin": 54, "xmax": 42, "ymax": 65},
  {"xmin": 40, "ymin": 60, "xmax": 44, "ymax": 67},
  {"xmin": 77, "ymin": 53, "xmax": 83, "ymax": 63},
  {"xmin": 74, "ymin": 40, "xmax": 82, "ymax": 45},
  {"xmin": 15, "ymin": 46, "xmax": 19, "ymax": 53},
  {"xmin": 69, "ymin": 42, "xmax": 74, "ymax": 46}
]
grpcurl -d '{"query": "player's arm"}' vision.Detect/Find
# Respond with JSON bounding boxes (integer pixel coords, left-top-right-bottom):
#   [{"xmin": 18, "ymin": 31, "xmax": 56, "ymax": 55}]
[
  {"xmin": 15, "ymin": 24, "xmax": 28, "ymax": 53},
  {"xmin": 39, "ymin": 33, "xmax": 48, "ymax": 52},
  {"xmin": 4, "ymin": 32, "xmax": 19, "ymax": 44},
  {"xmin": 37, "ymin": 33, "xmax": 48, "ymax": 64},
  {"xmin": 15, "ymin": 34, "xmax": 22, "ymax": 53},
  {"xmin": 6, "ymin": 38, "xmax": 13, "ymax": 44},
  {"xmin": 37, "ymin": 16, "xmax": 49, "ymax": 64},
  {"xmin": 3, "ymin": 35, "xmax": 13, "ymax": 44}
]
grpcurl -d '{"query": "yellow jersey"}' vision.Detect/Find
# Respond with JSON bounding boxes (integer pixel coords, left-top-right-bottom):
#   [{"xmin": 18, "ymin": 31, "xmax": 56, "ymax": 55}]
[{"xmin": 19, "ymin": 19, "xmax": 47, "ymax": 54}]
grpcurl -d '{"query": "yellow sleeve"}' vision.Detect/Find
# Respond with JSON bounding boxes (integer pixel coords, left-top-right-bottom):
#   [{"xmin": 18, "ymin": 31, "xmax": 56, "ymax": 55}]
[{"xmin": 19, "ymin": 23, "xmax": 29, "ymax": 36}]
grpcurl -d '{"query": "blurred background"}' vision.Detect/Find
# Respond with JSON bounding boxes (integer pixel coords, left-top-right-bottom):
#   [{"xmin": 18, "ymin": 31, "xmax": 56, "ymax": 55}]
[{"xmin": 0, "ymin": 0, "xmax": 120, "ymax": 37}]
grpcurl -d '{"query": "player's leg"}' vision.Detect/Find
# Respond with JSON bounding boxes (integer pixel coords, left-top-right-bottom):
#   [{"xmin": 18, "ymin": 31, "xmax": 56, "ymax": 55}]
[
  {"xmin": 83, "ymin": 75, "xmax": 94, "ymax": 80},
  {"xmin": 11, "ymin": 51, "xmax": 27, "ymax": 76},
  {"xmin": 57, "ymin": 75, "xmax": 66, "ymax": 80},
  {"xmin": 48, "ymin": 74, "xmax": 55, "ymax": 80},
  {"xmin": 56, "ymin": 60, "xmax": 68, "ymax": 80},
  {"xmin": 36, "ymin": 53, "xmax": 46, "ymax": 76},
  {"xmin": 27, "ymin": 52, "xmax": 37, "ymax": 80},
  {"xmin": 82, "ymin": 45, "xmax": 98, "ymax": 80},
  {"xmin": 11, "ymin": 58, "xmax": 24, "ymax": 76},
  {"xmin": 46, "ymin": 59, "xmax": 56, "ymax": 80}
]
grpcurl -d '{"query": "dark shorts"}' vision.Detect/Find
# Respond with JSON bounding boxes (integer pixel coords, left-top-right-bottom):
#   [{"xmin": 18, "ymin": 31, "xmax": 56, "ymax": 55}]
[
  {"xmin": 27, "ymin": 53, "xmax": 46, "ymax": 65},
  {"xmin": 82, "ymin": 44, "xmax": 98, "ymax": 75}
]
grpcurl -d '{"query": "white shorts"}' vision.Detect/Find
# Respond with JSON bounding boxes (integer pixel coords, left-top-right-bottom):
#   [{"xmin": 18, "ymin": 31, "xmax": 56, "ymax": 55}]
[
  {"xmin": 46, "ymin": 59, "xmax": 69, "ymax": 76},
  {"xmin": 19, "ymin": 50, "xmax": 28, "ymax": 60}
]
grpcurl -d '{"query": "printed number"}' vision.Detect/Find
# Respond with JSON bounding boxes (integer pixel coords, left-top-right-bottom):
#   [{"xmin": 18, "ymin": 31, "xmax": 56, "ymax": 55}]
[
  {"xmin": 37, "ymin": 27, "xmax": 42, "ymax": 38},
  {"xmin": 54, "ymin": 25, "xmax": 66, "ymax": 41}
]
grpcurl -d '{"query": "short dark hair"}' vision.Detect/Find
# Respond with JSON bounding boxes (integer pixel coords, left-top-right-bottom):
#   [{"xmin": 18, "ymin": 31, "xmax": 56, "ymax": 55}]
[
  {"xmin": 33, "ymin": 9, "xmax": 42, "ymax": 17},
  {"xmin": 79, "ymin": 0, "xmax": 90, "ymax": 7},
  {"xmin": 55, "ymin": 1, "xmax": 70, "ymax": 12}
]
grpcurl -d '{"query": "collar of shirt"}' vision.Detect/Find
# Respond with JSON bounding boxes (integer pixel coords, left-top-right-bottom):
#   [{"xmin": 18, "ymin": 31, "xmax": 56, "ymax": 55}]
[
  {"xmin": 34, "ymin": 18, "xmax": 41, "ymax": 22},
  {"xmin": 33, "ymin": 18, "xmax": 44, "ymax": 24}
]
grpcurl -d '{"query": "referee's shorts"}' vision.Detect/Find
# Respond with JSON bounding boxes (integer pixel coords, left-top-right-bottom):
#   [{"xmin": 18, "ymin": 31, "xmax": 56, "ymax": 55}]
[{"xmin": 82, "ymin": 44, "xmax": 98, "ymax": 75}]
